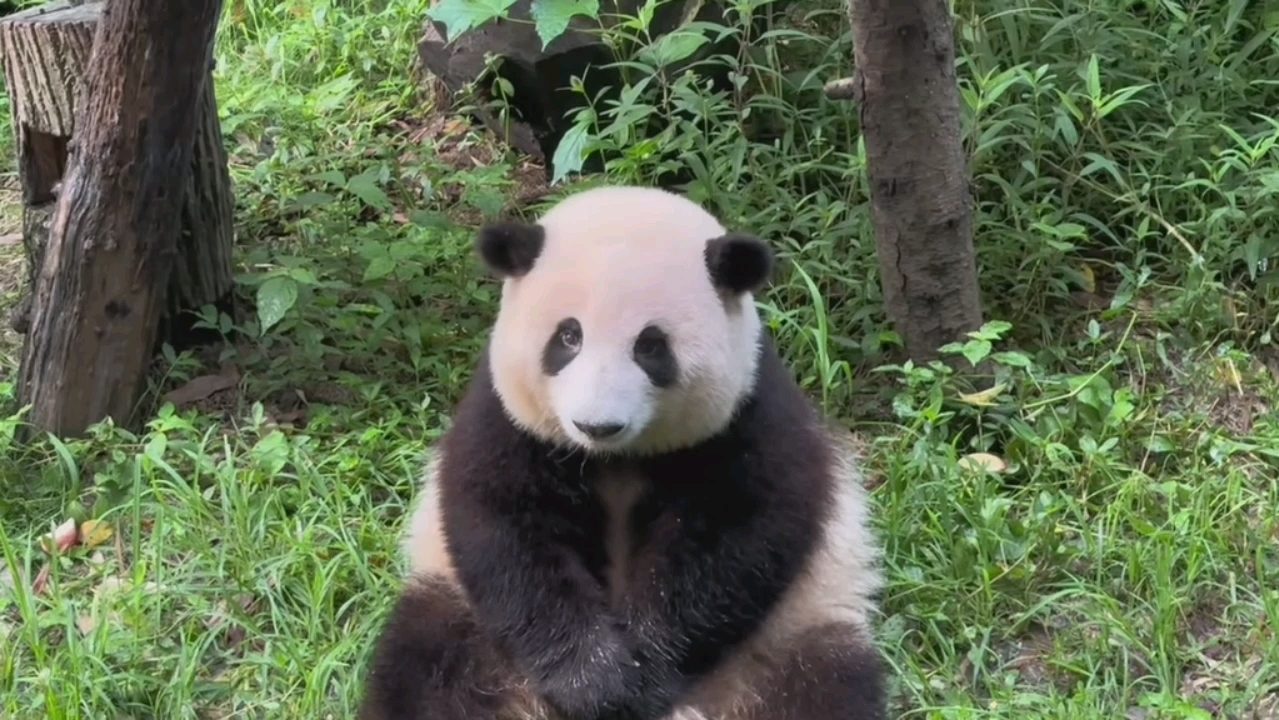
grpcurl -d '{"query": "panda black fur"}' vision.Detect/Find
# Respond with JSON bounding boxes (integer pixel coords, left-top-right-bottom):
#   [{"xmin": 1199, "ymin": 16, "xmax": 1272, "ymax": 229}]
[{"xmin": 359, "ymin": 186, "xmax": 886, "ymax": 720}]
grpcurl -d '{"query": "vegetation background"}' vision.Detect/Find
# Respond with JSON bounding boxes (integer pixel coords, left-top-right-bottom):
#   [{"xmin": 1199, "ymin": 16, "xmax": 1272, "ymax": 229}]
[{"xmin": 2, "ymin": 0, "xmax": 1279, "ymax": 718}]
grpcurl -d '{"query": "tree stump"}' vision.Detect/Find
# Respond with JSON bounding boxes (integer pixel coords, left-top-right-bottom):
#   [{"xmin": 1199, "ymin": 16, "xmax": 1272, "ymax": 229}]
[
  {"xmin": 418, "ymin": 0, "xmax": 778, "ymax": 177},
  {"xmin": 0, "ymin": 0, "xmax": 234, "ymax": 342},
  {"xmin": 11, "ymin": 0, "xmax": 225, "ymax": 438}
]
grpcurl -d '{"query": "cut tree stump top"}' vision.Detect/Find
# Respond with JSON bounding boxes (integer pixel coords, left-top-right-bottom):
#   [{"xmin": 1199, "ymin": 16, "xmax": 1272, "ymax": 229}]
[{"xmin": 0, "ymin": 1, "xmax": 100, "ymax": 137}]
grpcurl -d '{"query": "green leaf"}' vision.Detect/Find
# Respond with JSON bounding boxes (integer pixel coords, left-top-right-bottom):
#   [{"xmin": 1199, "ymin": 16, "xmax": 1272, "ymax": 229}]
[
  {"xmin": 347, "ymin": 172, "xmax": 391, "ymax": 210},
  {"xmin": 464, "ymin": 187, "xmax": 507, "ymax": 218},
  {"xmin": 257, "ymin": 276, "xmax": 298, "ymax": 333},
  {"xmin": 530, "ymin": 0, "xmax": 599, "ymax": 48},
  {"xmin": 1225, "ymin": 0, "xmax": 1247, "ymax": 35},
  {"xmin": 1085, "ymin": 54, "xmax": 1101, "ymax": 101},
  {"xmin": 364, "ymin": 256, "xmax": 397, "ymax": 282},
  {"xmin": 970, "ymin": 320, "xmax": 1012, "ymax": 340},
  {"xmin": 428, "ymin": 0, "xmax": 520, "ymax": 41},
  {"xmin": 551, "ymin": 122, "xmax": 591, "ymax": 185},
  {"xmin": 410, "ymin": 209, "xmax": 454, "ymax": 231},
  {"xmin": 991, "ymin": 351, "xmax": 1033, "ymax": 368},
  {"xmin": 960, "ymin": 339, "xmax": 992, "ymax": 367},
  {"xmin": 287, "ymin": 267, "xmax": 318, "ymax": 284},
  {"xmin": 639, "ymin": 29, "xmax": 708, "ymax": 66},
  {"xmin": 389, "ymin": 240, "xmax": 421, "ymax": 262},
  {"xmin": 289, "ymin": 192, "xmax": 336, "ymax": 208},
  {"xmin": 310, "ymin": 170, "xmax": 347, "ymax": 188},
  {"xmin": 309, "ymin": 74, "xmax": 358, "ymax": 114}
]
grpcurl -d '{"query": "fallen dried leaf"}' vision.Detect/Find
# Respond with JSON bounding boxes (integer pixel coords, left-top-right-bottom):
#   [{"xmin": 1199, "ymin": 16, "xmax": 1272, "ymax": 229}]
[
  {"xmin": 76, "ymin": 615, "xmax": 95, "ymax": 635},
  {"xmin": 0, "ymin": 233, "xmax": 22, "ymax": 246},
  {"xmin": 115, "ymin": 526, "xmax": 128, "ymax": 572},
  {"xmin": 32, "ymin": 564, "xmax": 50, "ymax": 595},
  {"xmin": 41, "ymin": 517, "xmax": 79, "ymax": 555},
  {"xmin": 80, "ymin": 519, "xmax": 113, "ymax": 550},
  {"xmin": 207, "ymin": 600, "xmax": 229, "ymax": 630},
  {"xmin": 392, "ymin": 212, "xmax": 410, "ymax": 224},
  {"xmin": 442, "ymin": 117, "xmax": 469, "ymax": 137},
  {"xmin": 95, "ymin": 576, "xmax": 130, "ymax": 598},
  {"xmin": 958, "ymin": 383, "xmax": 1006, "ymax": 408},
  {"xmin": 1077, "ymin": 263, "xmax": 1096, "ymax": 294},
  {"xmin": 958, "ymin": 452, "xmax": 1008, "ymax": 474},
  {"xmin": 93, "ymin": 577, "xmax": 162, "ymax": 604},
  {"xmin": 165, "ymin": 372, "xmax": 238, "ymax": 407}
]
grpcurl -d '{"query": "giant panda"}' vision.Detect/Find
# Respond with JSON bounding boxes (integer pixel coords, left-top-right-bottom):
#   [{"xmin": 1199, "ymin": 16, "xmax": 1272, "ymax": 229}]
[{"xmin": 359, "ymin": 185, "xmax": 886, "ymax": 720}]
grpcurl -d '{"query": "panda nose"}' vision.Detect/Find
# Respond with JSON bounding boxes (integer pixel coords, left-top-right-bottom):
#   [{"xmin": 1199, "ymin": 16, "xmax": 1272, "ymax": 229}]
[{"xmin": 574, "ymin": 421, "xmax": 626, "ymax": 439}]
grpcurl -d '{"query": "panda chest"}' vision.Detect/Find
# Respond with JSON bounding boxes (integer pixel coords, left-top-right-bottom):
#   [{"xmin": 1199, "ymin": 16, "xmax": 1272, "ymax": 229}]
[{"xmin": 594, "ymin": 467, "xmax": 650, "ymax": 605}]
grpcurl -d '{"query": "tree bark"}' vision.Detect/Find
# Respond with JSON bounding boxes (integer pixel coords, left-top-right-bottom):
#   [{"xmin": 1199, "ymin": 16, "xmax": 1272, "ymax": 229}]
[
  {"xmin": 0, "ymin": 0, "xmax": 235, "ymax": 345},
  {"xmin": 848, "ymin": 0, "xmax": 983, "ymax": 363},
  {"xmin": 163, "ymin": 75, "xmax": 235, "ymax": 340},
  {"xmin": 16, "ymin": 0, "xmax": 224, "ymax": 438}
]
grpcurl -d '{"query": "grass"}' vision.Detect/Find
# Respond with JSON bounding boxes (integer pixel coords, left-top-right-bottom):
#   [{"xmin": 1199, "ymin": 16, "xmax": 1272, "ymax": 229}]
[{"xmin": 2, "ymin": 0, "xmax": 1279, "ymax": 718}]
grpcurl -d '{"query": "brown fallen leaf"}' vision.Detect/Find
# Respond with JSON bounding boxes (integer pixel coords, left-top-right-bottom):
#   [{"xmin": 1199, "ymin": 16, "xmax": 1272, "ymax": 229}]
[
  {"xmin": 0, "ymin": 233, "xmax": 22, "ymax": 246},
  {"xmin": 80, "ymin": 520, "xmax": 113, "ymax": 550},
  {"xmin": 165, "ymin": 372, "xmax": 237, "ymax": 407},
  {"xmin": 392, "ymin": 212, "xmax": 410, "ymax": 224},
  {"xmin": 76, "ymin": 615, "xmax": 95, "ymax": 636}
]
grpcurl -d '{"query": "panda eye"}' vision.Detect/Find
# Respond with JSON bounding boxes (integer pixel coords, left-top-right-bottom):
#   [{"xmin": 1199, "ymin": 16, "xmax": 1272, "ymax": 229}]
[
  {"xmin": 543, "ymin": 318, "xmax": 582, "ymax": 376},
  {"xmin": 633, "ymin": 327, "xmax": 668, "ymax": 358},
  {"xmin": 557, "ymin": 321, "xmax": 582, "ymax": 349},
  {"xmin": 633, "ymin": 325, "xmax": 676, "ymax": 387}
]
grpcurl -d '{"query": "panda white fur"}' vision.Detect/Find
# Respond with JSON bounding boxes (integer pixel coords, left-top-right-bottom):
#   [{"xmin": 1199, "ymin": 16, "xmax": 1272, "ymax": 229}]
[{"xmin": 359, "ymin": 185, "xmax": 886, "ymax": 720}]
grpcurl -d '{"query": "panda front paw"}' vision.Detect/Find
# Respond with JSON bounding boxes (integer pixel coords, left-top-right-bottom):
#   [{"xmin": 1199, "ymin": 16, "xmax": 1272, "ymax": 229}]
[
  {"xmin": 536, "ymin": 644, "xmax": 678, "ymax": 720},
  {"xmin": 537, "ymin": 661, "xmax": 631, "ymax": 720}
]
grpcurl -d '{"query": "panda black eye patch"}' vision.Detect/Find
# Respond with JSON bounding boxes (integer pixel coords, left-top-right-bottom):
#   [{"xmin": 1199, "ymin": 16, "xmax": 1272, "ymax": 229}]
[
  {"xmin": 633, "ymin": 325, "xmax": 677, "ymax": 387},
  {"xmin": 542, "ymin": 318, "xmax": 582, "ymax": 376}
]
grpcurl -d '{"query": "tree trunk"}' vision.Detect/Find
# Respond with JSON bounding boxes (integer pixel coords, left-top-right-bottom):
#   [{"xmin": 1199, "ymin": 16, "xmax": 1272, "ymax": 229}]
[
  {"xmin": 163, "ymin": 75, "xmax": 235, "ymax": 342},
  {"xmin": 16, "ymin": 0, "xmax": 224, "ymax": 438},
  {"xmin": 848, "ymin": 0, "xmax": 983, "ymax": 363},
  {"xmin": 0, "ymin": 0, "xmax": 235, "ymax": 345}
]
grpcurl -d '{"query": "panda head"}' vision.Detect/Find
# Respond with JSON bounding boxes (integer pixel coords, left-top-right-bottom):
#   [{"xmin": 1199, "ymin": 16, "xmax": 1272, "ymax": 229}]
[{"xmin": 478, "ymin": 186, "xmax": 774, "ymax": 456}]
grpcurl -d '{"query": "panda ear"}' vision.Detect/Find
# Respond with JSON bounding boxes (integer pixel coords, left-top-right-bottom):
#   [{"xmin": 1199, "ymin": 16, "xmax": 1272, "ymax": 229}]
[
  {"xmin": 705, "ymin": 232, "xmax": 773, "ymax": 294},
  {"xmin": 477, "ymin": 222, "xmax": 545, "ymax": 278}
]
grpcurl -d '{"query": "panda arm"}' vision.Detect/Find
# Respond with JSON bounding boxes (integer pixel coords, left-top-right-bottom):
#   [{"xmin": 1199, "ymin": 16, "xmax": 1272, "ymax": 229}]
[
  {"xmin": 629, "ymin": 493, "xmax": 818, "ymax": 670},
  {"xmin": 443, "ymin": 481, "xmax": 672, "ymax": 720},
  {"xmin": 622, "ymin": 483, "xmax": 821, "ymax": 685}
]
